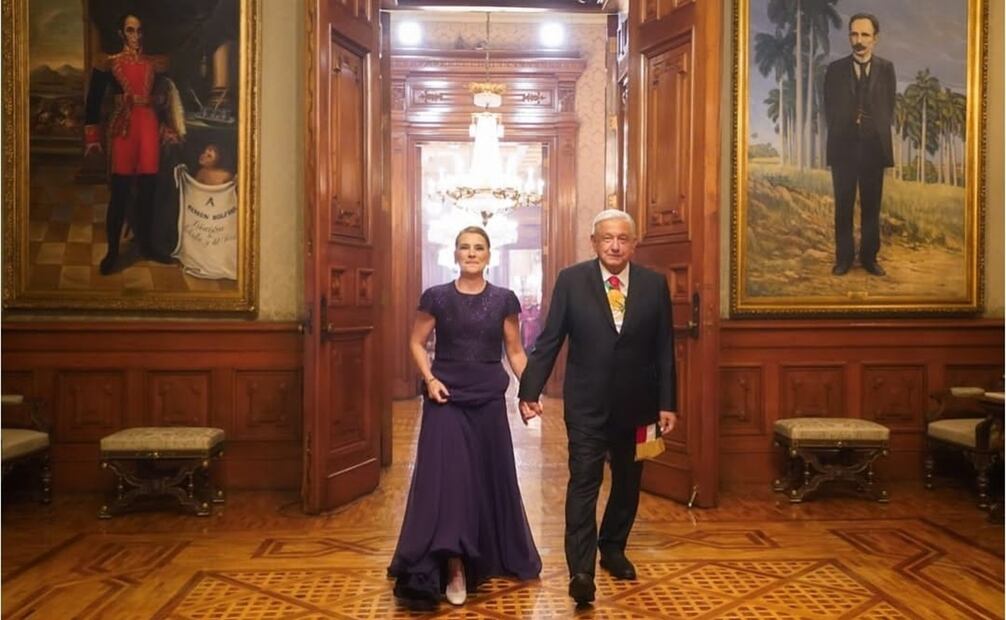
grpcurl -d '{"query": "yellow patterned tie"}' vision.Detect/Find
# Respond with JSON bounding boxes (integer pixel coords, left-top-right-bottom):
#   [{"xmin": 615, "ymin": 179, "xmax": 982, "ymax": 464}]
[{"xmin": 606, "ymin": 275, "xmax": 625, "ymax": 325}]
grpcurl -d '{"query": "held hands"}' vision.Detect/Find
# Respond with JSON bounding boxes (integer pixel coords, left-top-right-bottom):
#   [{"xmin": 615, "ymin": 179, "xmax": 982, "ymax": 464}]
[
  {"xmin": 518, "ymin": 400, "xmax": 543, "ymax": 425},
  {"xmin": 425, "ymin": 377, "xmax": 449, "ymax": 404},
  {"xmin": 659, "ymin": 410, "xmax": 678, "ymax": 435}
]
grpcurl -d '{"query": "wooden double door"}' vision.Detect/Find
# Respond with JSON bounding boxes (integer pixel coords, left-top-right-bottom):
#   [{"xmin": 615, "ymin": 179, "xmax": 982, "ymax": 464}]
[{"xmin": 302, "ymin": 0, "xmax": 723, "ymax": 512}]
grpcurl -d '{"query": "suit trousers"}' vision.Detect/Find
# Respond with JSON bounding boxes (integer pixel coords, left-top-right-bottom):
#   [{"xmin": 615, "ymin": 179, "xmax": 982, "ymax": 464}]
[
  {"xmin": 830, "ymin": 140, "xmax": 886, "ymax": 267},
  {"xmin": 564, "ymin": 421, "xmax": 642, "ymax": 576}
]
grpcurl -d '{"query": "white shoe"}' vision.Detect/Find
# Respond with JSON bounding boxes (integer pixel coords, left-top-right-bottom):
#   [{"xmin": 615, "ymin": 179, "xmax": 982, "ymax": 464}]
[{"xmin": 445, "ymin": 557, "xmax": 467, "ymax": 605}]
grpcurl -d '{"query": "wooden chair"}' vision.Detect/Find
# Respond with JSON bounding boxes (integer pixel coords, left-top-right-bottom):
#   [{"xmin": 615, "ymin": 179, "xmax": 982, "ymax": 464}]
[
  {"xmin": 1, "ymin": 394, "xmax": 52, "ymax": 504},
  {"xmin": 924, "ymin": 387, "xmax": 1003, "ymax": 511}
]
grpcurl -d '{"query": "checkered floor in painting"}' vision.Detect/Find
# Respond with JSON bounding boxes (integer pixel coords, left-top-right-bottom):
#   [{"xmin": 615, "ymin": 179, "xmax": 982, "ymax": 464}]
[{"xmin": 27, "ymin": 162, "xmax": 236, "ymax": 294}]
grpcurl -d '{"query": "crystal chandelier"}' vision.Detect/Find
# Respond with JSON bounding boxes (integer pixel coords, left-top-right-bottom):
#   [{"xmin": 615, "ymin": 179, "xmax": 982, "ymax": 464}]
[{"xmin": 436, "ymin": 12, "xmax": 543, "ymax": 225}]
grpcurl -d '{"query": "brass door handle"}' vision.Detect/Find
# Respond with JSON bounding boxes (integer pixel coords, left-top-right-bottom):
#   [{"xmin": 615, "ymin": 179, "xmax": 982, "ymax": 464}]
[{"xmin": 673, "ymin": 293, "xmax": 700, "ymax": 339}]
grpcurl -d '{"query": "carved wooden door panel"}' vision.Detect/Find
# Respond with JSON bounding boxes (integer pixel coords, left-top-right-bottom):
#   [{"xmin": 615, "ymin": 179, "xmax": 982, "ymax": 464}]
[
  {"xmin": 624, "ymin": 0, "xmax": 723, "ymax": 507},
  {"xmin": 303, "ymin": 0, "xmax": 385, "ymax": 512}
]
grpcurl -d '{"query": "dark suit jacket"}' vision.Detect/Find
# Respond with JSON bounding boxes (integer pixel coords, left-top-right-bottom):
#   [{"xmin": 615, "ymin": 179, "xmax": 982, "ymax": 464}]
[
  {"xmin": 518, "ymin": 259, "xmax": 676, "ymax": 430},
  {"xmin": 823, "ymin": 54, "xmax": 896, "ymax": 168}
]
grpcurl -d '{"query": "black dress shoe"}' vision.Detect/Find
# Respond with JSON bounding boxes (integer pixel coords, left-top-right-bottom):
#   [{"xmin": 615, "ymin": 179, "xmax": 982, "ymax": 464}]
[
  {"xmin": 568, "ymin": 573, "xmax": 595, "ymax": 605},
  {"xmin": 862, "ymin": 262, "xmax": 886, "ymax": 276},
  {"xmin": 831, "ymin": 262, "xmax": 851, "ymax": 276},
  {"xmin": 99, "ymin": 252, "xmax": 118, "ymax": 275},
  {"xmin": 600, "ymin": 551, "xmax": 637, "ymax": 580}
]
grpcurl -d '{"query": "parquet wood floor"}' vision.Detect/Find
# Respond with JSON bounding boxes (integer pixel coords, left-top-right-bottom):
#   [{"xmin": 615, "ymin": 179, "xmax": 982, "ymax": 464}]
[{"xmin": 3, "ymin": 397, "xmax": 1003, "ymax": 619}]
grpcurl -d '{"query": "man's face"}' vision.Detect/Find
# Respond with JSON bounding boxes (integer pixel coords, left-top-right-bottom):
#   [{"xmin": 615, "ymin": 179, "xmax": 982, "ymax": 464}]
[
  {"xmin": 848, "ymin": 18, "xmax": 877, "ymax": 60},
  {"xmin": 199, "ymin": 146, "xmax": 220, "ymax": 168},
  {"xmin": 591, "ymin": 218, "xmax": 636, "ymax": 274},
  {"xmin": 122, "ymin": 16, "xmax": 142, "ymax": 51}
]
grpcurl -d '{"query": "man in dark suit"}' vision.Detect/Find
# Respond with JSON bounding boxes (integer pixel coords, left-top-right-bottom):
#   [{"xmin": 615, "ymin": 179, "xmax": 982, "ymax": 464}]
[
  {"xmin": 824, "ymin": 13, "xmax": 896, "ymax": 277},
  {"xmin": 518, "ymin": 210, "xmax": 677, "ymax": 606}
]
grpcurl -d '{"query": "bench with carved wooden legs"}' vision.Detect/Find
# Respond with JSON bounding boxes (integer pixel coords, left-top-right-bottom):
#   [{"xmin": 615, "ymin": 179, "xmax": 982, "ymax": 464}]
[
  {"xmin": 98, "ymin": 427, "xmax": 225, "ymax": 518},
  {"xmin": 773, "ymin": 417, "xmax": 890, "ymax": 503}
]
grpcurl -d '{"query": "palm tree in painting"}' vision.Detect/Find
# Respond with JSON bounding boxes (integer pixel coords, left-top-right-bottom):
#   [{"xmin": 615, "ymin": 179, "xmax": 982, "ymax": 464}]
[
  {"xmin": 754, "ymin": 28, "xmax": 794, "ymax": 164},
  {"xmin": 801, "ymin": 0, "xmax": 840, "ymax": 169},
  {"xmin": 767, "ymin": 0, "xmax": 803, "ymax": 168},
  {"xmin": 903, "ymin": 68, "xmax": 941, "ymax": 183}
]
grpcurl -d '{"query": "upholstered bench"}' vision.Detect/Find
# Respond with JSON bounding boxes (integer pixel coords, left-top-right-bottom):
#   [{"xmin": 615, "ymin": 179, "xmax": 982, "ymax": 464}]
[
  {"xmin": 2, "ymin": 394, "xmax": 51, "ymax": 503},
  {"xmin": 773, "ymin": 417, "xmax": 890, "ymax": 503},
  {"xmin": 98, "ymin": 427, "xmax": 225, "ymax": 518}
]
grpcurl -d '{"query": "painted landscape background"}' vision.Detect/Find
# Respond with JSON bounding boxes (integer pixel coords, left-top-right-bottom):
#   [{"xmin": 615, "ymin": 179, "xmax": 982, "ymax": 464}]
[{"xmin": 744, "ymin": 0, "xmax": 970, "ymax": 300}]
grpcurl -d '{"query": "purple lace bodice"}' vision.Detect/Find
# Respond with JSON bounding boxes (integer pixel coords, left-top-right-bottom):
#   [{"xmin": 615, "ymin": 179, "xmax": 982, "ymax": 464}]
[{"xmin": 419, "ymin": 282, "xmax": 521, "ymax": 362}]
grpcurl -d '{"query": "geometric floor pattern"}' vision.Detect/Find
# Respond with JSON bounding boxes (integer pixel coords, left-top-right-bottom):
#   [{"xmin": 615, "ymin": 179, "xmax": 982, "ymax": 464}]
[
  {"xmin": 3, "ymin": 518, "xmax": 1000, "ymax": 618},
  {"xmin": 3, "ymin": 399, "xmax": 1003, "ymax": 619}
]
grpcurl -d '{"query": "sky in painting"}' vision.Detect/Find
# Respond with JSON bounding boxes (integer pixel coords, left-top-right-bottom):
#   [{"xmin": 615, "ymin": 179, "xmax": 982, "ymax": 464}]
[
  {"xmin": 747, "ymin": 0, "xmax": 969, "ymax": 148},
  {"xmin": 29, "ymin": 0, "xmax": 84, "ymax": 70}
]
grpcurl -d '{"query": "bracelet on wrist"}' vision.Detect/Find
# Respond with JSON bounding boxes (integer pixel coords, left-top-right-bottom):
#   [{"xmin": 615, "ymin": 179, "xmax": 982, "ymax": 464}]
[{"xmin": 424, "ymin": 376, "xmax": 436, "ymax": 384}]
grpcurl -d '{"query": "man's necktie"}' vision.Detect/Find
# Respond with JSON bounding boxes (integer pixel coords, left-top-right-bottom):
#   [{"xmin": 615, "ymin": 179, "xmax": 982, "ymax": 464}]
[
  {"xmin": 606, "ymin": 275, "xmax": 625, "ymax": 325},
  {"xmin": 854, "ymin": 59, "xmax": 870, "ymax": 125}
]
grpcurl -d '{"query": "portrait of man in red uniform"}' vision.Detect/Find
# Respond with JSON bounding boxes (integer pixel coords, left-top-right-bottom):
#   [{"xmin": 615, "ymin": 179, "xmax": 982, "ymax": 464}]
[{"xmin": 84, "ymin": 13, "xmax": 183, "ymax": 274}]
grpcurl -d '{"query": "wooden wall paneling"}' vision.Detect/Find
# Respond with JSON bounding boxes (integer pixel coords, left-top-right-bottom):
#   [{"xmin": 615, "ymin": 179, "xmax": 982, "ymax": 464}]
[
  {"xmin": 945, "ymin": 364, "xmax": 1005, "ymax": 391},
  {"xmin": 779, "ymin": 365, "xmax": 845, "ymax": 419},
  {"xmin": 379, "ymin": 10, "xmax": 394, "ymax": 465},
  {"xmin": 720, "ymin": 365, "xmax": 764, "ymax": 436},
  {"xmin": 719, "ymin": 320, "xmax": 1004, "ymax": 484},
  {"xmin": 389, "ymin": 133, "xmax": 411, "ymax": 399},
  {"xmin": 147, "ymin": 371, "xmax": 211, "ymax": 427},
  {"xmin": 233, "ymin": 371, "xmax": 302, "ymax": 441},
  {"xmin": 211, "ymin": 367, "xmax": 234, "ymax": 438},
  {"xmin": 605, "ymin": 14, "xmax": 620, "ymax": 210},
  {"xmin": 56, "ymin": 371, "xmax": 126, "ymax": 442},
  {"xmin": 861, "ymin": 364, "xmax": 926, "ymax": 432},
  {"xmin": 1, "ymin": 323, "xmax": 303, "ymax": 492}
]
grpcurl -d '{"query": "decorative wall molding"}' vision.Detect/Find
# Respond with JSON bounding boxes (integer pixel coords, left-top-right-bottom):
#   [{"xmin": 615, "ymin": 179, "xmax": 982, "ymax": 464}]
[
  {"xmin": 719, "ymin": 319, "xmax": 1004, "ymax": 483},
  {"xmin": 1, "ymin": 322, "xmax": 302, "ymax": 491}
]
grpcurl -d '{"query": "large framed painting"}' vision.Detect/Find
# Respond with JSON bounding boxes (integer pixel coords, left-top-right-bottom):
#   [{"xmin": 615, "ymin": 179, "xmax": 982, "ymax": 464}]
[
  {"xmin": 732, "ymin": 0, "xmax": 987, "ymax": 316},
  {"xmin": 2, "ymin": 0, "xmax": 259, "ymax": 312}
]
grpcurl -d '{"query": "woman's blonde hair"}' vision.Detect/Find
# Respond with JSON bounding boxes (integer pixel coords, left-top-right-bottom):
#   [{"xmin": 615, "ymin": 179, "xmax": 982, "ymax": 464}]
[{"xmin": 455, "ymin": 226, "xmax": 491, "ymax": 249}]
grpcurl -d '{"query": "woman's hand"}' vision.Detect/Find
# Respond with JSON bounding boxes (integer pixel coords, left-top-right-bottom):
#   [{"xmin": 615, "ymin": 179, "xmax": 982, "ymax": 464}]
[{"xmin": 426, "ymin": 378, "xmax": 450, "ymax": 404}]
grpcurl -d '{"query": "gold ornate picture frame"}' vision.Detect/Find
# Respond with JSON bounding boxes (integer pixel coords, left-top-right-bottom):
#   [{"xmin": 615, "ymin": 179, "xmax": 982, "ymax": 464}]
[
  {"xmin": 2, "ymin": 0, "xmax": 259, "ymax": 312},
  {"xmin": 732, "ymin": 0, "xmax": 986, "ymax": 316}
]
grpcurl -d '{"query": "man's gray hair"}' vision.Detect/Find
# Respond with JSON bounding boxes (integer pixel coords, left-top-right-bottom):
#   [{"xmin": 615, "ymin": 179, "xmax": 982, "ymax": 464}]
[{"xmin": 591, "ymin": 209, "xmax": 636, "ymax": 235}]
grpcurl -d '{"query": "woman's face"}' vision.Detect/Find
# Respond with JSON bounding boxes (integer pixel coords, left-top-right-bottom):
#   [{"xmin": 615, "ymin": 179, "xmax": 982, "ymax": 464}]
[{"xmin": 454, "ymin": 232, "xmax": 490, "ymax": 276}]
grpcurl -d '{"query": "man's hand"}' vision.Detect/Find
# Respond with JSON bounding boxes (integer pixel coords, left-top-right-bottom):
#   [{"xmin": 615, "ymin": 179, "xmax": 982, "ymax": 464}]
[
  {"xmin": 658, "ymin": 410, "xmax": 678, "ymax": 435},
  {"xmin": 518, "ymin": 400, "xmax": 543, "ymax": 425}
]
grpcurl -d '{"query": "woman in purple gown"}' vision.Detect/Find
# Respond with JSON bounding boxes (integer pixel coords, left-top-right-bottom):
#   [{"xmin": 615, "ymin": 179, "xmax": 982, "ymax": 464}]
[{"xmin": 388, "ymin": 226, "xmax": 542, "ymax": 609}]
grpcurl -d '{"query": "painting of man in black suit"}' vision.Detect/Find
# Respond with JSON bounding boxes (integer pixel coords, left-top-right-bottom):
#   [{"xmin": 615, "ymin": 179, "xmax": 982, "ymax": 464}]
[{"xmin": 824, "ymin": 13, "xmax": 896, "ymax": 277}]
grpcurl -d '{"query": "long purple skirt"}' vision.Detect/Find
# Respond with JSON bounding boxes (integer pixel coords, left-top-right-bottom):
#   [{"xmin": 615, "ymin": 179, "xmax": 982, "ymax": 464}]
[{"xmin": 388, "ymin": 360, "xmax": 542, "ymax": 602}]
